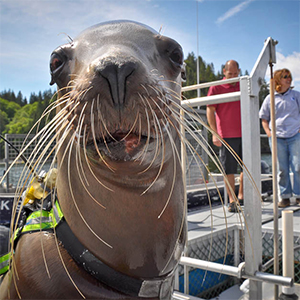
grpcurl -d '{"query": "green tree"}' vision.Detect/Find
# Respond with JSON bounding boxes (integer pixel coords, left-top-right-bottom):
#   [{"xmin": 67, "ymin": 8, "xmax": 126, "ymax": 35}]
[
  {"xmin": 0, "ymin": 98, "xmax": 21, "ymax": 120},
  {"xmin": 183, "ymin": 53, "xmax": 218, "ymax": 99},
  {"xmin": 183, "ymin": 52, "xmax": 197, "ymax": 99},
  {"xmin": 6, "ymin": 102, "xmax": 39, "ymax": 134}
]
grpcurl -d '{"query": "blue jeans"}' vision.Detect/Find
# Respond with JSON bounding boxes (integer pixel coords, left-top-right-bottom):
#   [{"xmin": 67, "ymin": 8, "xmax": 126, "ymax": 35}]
[{"xmin": 269, "ymin": 132, "xmax": 300, "ymax": 199}]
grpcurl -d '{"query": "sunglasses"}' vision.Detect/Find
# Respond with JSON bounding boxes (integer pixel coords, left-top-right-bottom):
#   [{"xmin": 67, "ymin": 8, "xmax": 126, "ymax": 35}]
[{"xmin": 282, "ymin": 75, "xmax": 291, "ymax": 79}]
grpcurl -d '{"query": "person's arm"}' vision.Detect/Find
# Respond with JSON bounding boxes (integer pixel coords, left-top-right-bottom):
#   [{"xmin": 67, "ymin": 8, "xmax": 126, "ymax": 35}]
[
  {"xmin": 206, "ymin": 106, "xmax": 222, "ymax": 147},
  {"xmin": 261, "ymin": 119, "xmax": 271, "ymax": 137}
]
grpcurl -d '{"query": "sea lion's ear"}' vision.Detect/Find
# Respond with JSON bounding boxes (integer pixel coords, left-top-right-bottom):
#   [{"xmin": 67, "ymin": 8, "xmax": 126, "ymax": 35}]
[{"xmin": 181, "ymin": 62, "xmax": 186, "ymax": 82}]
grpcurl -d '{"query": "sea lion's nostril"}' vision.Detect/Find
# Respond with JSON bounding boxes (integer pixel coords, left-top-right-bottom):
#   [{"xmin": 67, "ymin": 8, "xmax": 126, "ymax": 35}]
[{"xmin": 98, "ymin": 61, "xmax": 137, "ymax": 106}]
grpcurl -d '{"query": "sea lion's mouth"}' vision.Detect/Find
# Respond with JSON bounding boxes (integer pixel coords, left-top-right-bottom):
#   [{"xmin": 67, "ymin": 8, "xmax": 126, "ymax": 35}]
[{"xmin": 86, "ymin": 130, "xmax": 153, "ymax": 162}]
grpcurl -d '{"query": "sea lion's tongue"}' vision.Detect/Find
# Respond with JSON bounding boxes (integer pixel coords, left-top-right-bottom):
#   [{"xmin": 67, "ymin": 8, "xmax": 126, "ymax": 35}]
[{"xmin": 112, "ymin": 131, "xmax": 140, "ymax": 153}]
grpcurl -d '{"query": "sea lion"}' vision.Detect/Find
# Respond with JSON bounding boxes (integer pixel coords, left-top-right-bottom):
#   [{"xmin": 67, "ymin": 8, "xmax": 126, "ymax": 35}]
[{"xmin": 0, "ymin": 20, "xmax": 187, "ymax": 299}]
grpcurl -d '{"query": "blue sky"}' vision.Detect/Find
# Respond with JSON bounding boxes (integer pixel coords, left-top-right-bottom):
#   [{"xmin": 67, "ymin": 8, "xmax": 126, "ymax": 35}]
[{"xmin": 0, "ymin": 0, "xmax": 299, "ymax": 100}]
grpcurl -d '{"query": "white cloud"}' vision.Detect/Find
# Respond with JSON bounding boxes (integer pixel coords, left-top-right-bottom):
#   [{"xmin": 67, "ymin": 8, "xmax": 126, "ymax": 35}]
[
  {"xmin": 265, "ymin": 52, "xmax": 300, "ymax": 91},
  {"xmin": 216, "ymin": 0, "xmax": 254, "ymax": 24},
  {"xmin": 274, "ymin": 52, "xmax": 300, "ymax": 82}
]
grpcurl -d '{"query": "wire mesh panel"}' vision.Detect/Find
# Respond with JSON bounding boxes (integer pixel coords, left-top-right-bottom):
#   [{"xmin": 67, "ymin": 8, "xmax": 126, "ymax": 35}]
[
  {"xmin": 262, "ymin": 231, "xmax": 300, "ymax": 284},
  {"xmin": 185, "ymin": 128, "xmax": 208, "ymax": 187}
]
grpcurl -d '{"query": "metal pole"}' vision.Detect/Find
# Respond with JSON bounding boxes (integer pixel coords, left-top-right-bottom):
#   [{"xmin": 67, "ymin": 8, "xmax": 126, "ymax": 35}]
[
  {"xmin": 4, "ymin": 134, "xmax": 9, "ymax": 193},
  {"xmin": 282, "ymin": 210, "xmax": 295, "ymax": 296},
  {"xmin": 269, "ymin": 63, "xmax": 279, "ymax": 300},
  {"xmin": 196, "ymin": 0, "xmax": 200, "ymax": 98}
]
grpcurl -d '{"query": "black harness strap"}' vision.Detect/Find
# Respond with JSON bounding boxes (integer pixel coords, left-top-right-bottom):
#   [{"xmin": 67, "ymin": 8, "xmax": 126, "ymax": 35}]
[{"xmin": 56, "ymin": 219, "xmax": 174, "ymax": 298}]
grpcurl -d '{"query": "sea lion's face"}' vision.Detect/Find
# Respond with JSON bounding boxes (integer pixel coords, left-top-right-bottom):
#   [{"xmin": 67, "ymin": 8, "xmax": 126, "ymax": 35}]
[{"xmin": 50, "ymin": 21, "xmax": 185, "ymax": 173}]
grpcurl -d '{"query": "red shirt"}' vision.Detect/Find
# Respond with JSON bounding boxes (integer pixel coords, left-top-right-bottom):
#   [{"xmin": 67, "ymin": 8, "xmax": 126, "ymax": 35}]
[{"xmin": 207, "ymin": 79, "xmax": 241, "ymax": 138}]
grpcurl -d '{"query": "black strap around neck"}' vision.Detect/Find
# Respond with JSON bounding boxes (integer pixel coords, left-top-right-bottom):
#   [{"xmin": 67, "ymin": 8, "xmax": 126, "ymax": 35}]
[{"xmin": 55, "ymin": 219, "xmax": 174, "ymax": 298}]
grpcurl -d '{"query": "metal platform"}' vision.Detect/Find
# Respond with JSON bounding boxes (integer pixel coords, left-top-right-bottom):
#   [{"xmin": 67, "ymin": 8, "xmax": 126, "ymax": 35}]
[{"xmin": 187, "ymin": 197, "xmax": 300, "ymax": 241}]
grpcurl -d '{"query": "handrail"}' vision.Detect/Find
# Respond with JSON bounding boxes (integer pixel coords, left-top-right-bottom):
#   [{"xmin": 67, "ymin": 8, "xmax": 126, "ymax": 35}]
[
  {"xmin": 181, "ymin": 91, "xmax": 241, "ymax": 108},
  {"xmin": 179, "ymin": 257, "xmax": 293, "ymax": 287},
  {"xmin": 181, "ymin": 77, "xmax": 240, "ymax": 92}
]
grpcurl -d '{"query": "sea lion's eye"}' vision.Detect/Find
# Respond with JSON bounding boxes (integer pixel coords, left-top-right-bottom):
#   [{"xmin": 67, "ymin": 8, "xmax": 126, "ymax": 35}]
[
  {"xmin": 49, "ymin": 48, "xmax": 70, "ymax": 87},
  {"xmin": 50, "ymin": 55, "xmax": 63, "ymax": 72},
  {"xmin": 169, "ymin": 48, "xmax": 183, "ymax": 66},
  {"xmin": 50, "ymin": 52, "xmax": 65, "ymax": 73}
]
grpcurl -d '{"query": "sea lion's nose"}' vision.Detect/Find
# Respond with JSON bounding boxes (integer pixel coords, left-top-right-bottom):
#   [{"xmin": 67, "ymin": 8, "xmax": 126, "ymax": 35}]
[{"xmin": 97, "ymin": 60, "xmax": 137, "ymax": 106}]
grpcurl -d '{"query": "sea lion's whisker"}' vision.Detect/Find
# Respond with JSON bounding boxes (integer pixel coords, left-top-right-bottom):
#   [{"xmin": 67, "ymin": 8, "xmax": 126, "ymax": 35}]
[
  {"xmin": 134, "ymin": 93, "xmax": 152, "ymax": 164},
  {"xmin": 177, "ymin": 130, "xmax": 231, "ymax": 265},
  {"xmin": 11, "ymin": 261, "xmax": 22, "ymax": 298},
  {"xmin": 138, "ymin": 96, "xmax": 162, "ymax": 176},
  {"xmin": 55, "ymin": 116, "xmax": 78, "ymax": 171},
  {"xmin": 140, "ymin": 83, "xmax": 151, "ymax": 97},
  {"xmin": 137, "ymin": 114, "xmax": 142, "ymax": 145},
  {"xmin": 160, "ymin": 147, "xmax": 186, "ymax": 275},
  {"xmin": 18, "ymin": 102, "xmax": 77, "ymax": 176},
  {"xmin": 142, "ymin": 92, "xmax": 181, "ymax": 218},
  {"xmin": 90, "ymin": 111, "xmax": 116, "ymax": 172},
  {"xmin": 67, "ymin": 131, "xmax": 112, "ymax": 248},
  {"xmin": 157, "ymin": 120, "xmax": 176, "ymax": 219},
  {"xmin": 131, "ymin": 114, "xmax": 145, "ymax": 163},
  {"xmin": 140, "ymin": 101, "xmax": 165, "ymax": 195},
  {"xmin": 168, "ymin": 105, "xmax": 253, "ymax": 253},
  {"xmin": 10, "ymin": 114, "xmax": 73, "ymax": 231},
  {"xmin": 135, "ymin": 95, "xmax": 152, "ymax": 165},
  {"xmin": 3, "ymin": 97, "xmax": 79, "ymax": 186},
  {"xmin": 95, "ymin": 95, "xmax": 113, "ymax": 155},
  {"xmin": 82, "ymin": 125, "xmax": 114, "ymax": 192},
  {"xmin": 75, "ymin": 107, "xmax": 90, "ymax": 190},
  {"xmin": 120, "ymin": 110, "xmax": 139, "ymax": 142},
  {"xmin": 151, "ymin": 99, "xmax": 233, "ymax": 268},
  {"xmin": 74, "ymin": 116, "xmax": 106, "ymax": 209},
  {"xmin": 51, "ymin": 215, "xmax": 87, "ymax": 299},
  {"xmin": 165, "ymin": 97, "xmax": 245, "ymax": 179},
  {"xmin": 11, "ymin": 117, "xmax": 75, "ymax": 240},
  {"xmin": 95, "ymin": 95, "xmax": 118, "ymax": 143}
]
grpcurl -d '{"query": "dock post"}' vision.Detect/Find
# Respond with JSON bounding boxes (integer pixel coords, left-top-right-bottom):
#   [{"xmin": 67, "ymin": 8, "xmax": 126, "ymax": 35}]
[{"xmin": 240, "ymin": 76, "xmax": 262, "ymax": 299}]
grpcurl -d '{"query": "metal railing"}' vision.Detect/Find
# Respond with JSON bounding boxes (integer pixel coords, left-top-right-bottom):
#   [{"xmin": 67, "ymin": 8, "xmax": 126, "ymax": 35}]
[{"xmin": 177, "ymin": 37, "xmax": 295, "ymax": 299}]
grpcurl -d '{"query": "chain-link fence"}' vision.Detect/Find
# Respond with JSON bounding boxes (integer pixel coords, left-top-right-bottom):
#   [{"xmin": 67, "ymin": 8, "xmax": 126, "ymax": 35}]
[{"xmin": 262, "ymin": 231, "xmax": 300, "ymax": 283}]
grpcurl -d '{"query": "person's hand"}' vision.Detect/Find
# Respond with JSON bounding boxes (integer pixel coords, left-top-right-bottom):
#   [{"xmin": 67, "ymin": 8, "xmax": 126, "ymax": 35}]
[{"xmin": 213, "ymin": 135, "xmax": 222, "ymax": 147}]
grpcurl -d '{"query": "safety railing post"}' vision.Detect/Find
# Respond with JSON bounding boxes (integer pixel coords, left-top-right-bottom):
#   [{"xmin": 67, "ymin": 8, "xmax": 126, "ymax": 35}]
[{"xmin": 240, "ymin": 76, "xmax": 262, "ymax": 299}]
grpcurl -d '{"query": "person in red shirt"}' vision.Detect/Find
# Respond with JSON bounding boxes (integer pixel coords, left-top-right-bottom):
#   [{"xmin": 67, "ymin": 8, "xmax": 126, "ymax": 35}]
[{"xmin": 206, "ymin": 60, "xmax": 243, "ymax": 212}]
